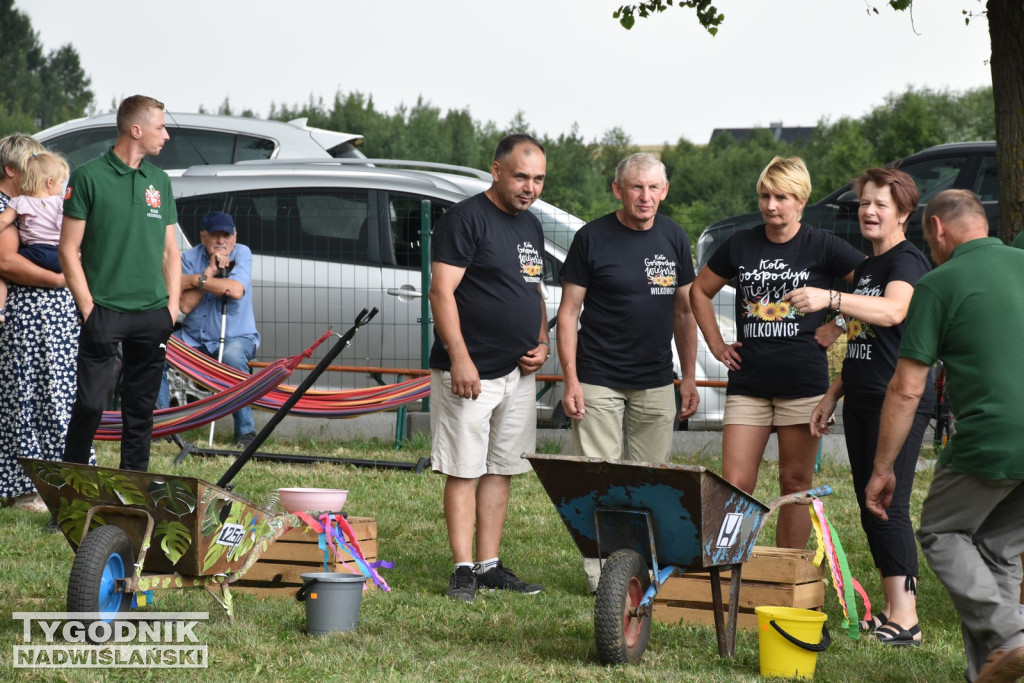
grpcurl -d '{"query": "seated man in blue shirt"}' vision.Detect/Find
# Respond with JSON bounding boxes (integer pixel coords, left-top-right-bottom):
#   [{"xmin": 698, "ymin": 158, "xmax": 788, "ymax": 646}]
[{"xmin": 158, "ymin": 211, "xmax": 260, "ymax": 447}]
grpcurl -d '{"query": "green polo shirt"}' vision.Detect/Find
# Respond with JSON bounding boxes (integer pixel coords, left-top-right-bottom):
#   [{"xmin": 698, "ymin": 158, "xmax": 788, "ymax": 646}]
[
  {"xmin": 899, "ymin": 237, "xmax": 1024, "ymax": 479},
  {"xmin": 64, "ymin": 148, "xmax": 177, "ymax": 313}
]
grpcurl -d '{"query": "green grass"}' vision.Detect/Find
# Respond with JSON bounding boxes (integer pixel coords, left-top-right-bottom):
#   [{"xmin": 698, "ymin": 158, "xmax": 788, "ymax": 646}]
[{"xmin": 0, "ymin": 436, "xmax": 969, "ymax": 682}]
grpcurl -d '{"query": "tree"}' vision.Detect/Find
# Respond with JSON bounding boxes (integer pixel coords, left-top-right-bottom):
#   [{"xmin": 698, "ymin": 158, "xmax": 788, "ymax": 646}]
[
  {"xmin": 0, "ymin": 0, "xmax": 93, "ymax": 134},
  {"xmin": 984, "ymin": 0, "xmax": 1023, "ymax": 242},
  {"xmin": 800, "ymin": 118, "xmax": 876, "ymax": 196},
  {"xmin": 858, "ymin": 86, "xmax": 995, "ymax": 161},
  {"xmin": 541, "ymin": 124, "xmax": 618, "ymax": 221},
  {"xmin": 662, "ymin": 130, "xmax": 796, "ymax": 216},
  {"xmin": 595, "ymin": 126, "xmax": 638, "ymax": 188},
  {"xmin": 612, "ymin": 0, "xmax": 1024, "ymax": 241}
]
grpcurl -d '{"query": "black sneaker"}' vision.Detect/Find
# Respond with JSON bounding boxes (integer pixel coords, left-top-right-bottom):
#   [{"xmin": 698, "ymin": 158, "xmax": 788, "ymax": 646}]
[
  {"xmin": 235, "ymin": 432, "xmax": 257, "ymax": 449},
  {"xmin": 475, "ymin": 561, "xmax": 544, "ymax": 594},
  {"xmin": 446, "ymin": 566, "xmax": 477, "ymax": 602}
]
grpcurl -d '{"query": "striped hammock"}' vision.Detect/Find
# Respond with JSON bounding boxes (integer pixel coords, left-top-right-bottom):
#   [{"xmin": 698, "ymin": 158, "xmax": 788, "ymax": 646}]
[
  {"xmin": 164, "ymin": 334, "xmax": 431, "ymax": 419},
  {"xmin": 95, "ymin": 332, "xmax": 329, "ymax": 441}
]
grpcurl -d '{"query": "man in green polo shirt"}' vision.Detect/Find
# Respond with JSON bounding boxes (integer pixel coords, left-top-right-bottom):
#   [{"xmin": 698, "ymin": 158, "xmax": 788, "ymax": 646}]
[
  {"xmin": 866, "ymin": 190, "xmax": 1024, "ymax": 682},
  {"xmin": 59, "ymin": 95, "xmax": 181, "ymax": 472}
]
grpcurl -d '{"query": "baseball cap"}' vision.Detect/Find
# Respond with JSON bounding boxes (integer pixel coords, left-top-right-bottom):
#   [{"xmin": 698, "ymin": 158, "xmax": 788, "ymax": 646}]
[{"xmin": 201, "ymin": 211, "xmax": 236, "ymax": 234}]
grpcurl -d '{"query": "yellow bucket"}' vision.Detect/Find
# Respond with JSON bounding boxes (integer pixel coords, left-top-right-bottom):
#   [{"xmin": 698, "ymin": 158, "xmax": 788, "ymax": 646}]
[{"xmin": 755, "ymin": 606, "xmax": 829, "ymax": 679}]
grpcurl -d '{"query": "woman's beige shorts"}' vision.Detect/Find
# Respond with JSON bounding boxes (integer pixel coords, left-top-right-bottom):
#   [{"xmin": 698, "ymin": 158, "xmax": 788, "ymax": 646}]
[{"xmin": 722, "ymin": 394, "xmax": 824, "ymax": 427}]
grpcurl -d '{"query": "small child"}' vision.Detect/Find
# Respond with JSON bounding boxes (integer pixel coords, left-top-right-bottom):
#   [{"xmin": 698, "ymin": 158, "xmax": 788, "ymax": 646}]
[{"xmin": 0, "ymin": 150, "xmax": 70, "ymax": 322}]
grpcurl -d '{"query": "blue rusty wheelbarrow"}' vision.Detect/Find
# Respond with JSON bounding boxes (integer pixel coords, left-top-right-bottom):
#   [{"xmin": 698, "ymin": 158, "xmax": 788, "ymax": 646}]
[{"xmin": 525, "ymin": 453, "xmax": 830, "ymax": 665}]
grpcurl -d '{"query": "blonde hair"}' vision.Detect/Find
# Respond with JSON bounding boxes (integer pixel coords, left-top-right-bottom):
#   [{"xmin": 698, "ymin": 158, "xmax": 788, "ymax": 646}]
[
  {"xmin": 757, "ymin": 156, "xmax": 812, "ymax": 204},
  {"xmin": 0, "ymin": 133, "xmax": 45, "ymax": 180},
  {"xmin": 21, "ymin": 151, "xmax": 70, "ymax": 195}
]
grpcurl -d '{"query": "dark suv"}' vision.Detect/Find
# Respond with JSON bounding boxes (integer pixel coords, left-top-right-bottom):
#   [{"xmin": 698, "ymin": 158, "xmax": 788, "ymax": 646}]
[{"xmin": 695, "ymin": 142, "xmax": 999, "ymax": 269}]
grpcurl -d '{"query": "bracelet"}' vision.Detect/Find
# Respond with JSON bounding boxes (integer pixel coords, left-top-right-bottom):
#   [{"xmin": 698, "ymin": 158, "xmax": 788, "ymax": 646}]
[
  {"xmin": 537, "ymin": 341, "xmax": 549, "ymax": 348},
  {"xmin": 828, "ymin": 289, "xmax": 836, "ymax": 309},
  {"xmin": 836, "ymin": 291, "xmax": 842, "ymax": 313}
]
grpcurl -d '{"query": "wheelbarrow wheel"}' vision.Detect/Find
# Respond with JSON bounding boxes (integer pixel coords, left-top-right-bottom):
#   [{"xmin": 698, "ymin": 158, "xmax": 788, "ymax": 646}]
[
  {"xmin": 594, "ymin": 549, "xmax": 652, "ymax": 665},
  {"xmin": 67, "ymin": 525, "xmax": 134, "ymax": 621}
]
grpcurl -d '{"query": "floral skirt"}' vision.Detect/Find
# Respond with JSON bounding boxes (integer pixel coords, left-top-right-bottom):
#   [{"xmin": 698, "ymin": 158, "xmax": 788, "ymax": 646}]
[{"xmin": 0, "ymin": 285, "xmax": 80, "ymax": 498}]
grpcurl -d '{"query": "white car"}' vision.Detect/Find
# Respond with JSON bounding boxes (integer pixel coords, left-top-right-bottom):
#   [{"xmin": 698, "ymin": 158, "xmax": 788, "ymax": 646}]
[
  {"xmin": 679, "ymin": 285, "xmax": 734, "ymax": 431},
  {"xmin": 35, "ymin": 112, "xmax": 366, "ymax": 174}
]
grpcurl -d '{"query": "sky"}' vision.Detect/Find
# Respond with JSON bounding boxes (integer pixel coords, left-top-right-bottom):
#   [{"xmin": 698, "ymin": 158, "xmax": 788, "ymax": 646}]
[{"xmin": 24, "ymin": 1, "xmax": 992, "ymax": 146}]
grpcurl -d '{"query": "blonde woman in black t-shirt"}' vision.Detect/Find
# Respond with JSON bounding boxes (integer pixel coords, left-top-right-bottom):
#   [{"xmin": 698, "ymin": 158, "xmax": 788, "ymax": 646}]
[{"xmin": 691, "ymin": 156, "xmax": 863, "ymax": 552}]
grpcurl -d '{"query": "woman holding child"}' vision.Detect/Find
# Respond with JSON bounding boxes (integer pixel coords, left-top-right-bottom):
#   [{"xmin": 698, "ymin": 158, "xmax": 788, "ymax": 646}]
[{"xmin": 0, "ymin": 134, "xmax": 80, "ymax": 513}]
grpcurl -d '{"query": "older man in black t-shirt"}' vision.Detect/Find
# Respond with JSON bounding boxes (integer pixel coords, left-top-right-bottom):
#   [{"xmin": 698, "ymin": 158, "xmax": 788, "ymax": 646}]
[
  {"xmin": 428, "ymin": 134, "xmax": 550, "ymax": 603},
  {"xmin": 556, "ymin": 152, "xmax": 700, "ymax": 593}
]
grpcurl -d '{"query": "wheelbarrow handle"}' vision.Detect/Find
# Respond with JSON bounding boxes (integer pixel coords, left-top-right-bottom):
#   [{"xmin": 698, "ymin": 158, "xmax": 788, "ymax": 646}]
[
  {"xmin": 215, "ymin": 307, "xmax": 379, "ymax": 489},
  {"xmin": 766, "ymin": 485, "xmax": 832, "ymax": 513}
]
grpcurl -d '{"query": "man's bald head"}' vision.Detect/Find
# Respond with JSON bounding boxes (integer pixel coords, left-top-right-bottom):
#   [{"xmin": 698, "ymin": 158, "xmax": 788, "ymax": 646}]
[{"xmin": 922, "ymin": 189, "xmax": 989, "ymax": 265}]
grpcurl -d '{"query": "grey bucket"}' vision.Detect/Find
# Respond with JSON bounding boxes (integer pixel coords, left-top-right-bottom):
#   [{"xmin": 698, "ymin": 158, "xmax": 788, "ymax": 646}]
[{"xmin": 296, "ymin": 572, "xmax": 368, "ymax": 635}]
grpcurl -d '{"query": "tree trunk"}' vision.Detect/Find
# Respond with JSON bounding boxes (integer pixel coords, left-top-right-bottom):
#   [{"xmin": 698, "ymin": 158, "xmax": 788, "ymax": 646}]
[{"xmin": 988, "ymin": 0, "xmax": 1024, "ymax": 243}]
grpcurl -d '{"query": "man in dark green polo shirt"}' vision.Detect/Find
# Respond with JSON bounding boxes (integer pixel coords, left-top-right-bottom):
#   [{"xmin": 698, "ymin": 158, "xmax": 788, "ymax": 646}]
[
  {"xmin": 866, "ymin": 190, "xmax": 1024, "ymax": 681},
  {"xmin": 59, "ymin": 95, "xmax": 181, "ymax": 472}
]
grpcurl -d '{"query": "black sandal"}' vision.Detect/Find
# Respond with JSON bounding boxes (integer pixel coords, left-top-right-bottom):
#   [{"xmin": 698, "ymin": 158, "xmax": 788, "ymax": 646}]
[
  {"xmin": 859, "ymin": 612, "xmax": 888, "ymax": 633},
  {"xmin": 873, "ymin": 621, "xmax": 921, "ymax": 647}
]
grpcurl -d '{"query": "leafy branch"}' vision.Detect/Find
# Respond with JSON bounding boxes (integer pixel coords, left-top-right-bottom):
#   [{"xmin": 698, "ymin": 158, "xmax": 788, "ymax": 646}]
[{"xmin": 614, "ymin": 0, "xmax": 724, "ymax": 33}]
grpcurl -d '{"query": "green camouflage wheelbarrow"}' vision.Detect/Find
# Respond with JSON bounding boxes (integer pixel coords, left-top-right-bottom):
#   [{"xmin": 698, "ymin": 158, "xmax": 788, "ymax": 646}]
[
  {"xmin": 19, "ymin": 308, "xmax": 378, "ymax": 622},
  {"xmin": 21, "ymin": 458, "xmax": 306, "ymax": 620}
]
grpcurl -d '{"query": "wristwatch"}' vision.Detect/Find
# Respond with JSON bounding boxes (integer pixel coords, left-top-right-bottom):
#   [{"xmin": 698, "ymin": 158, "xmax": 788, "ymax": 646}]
[
  {"xmin": 198, "ymin": 274, "xmax": 207, "ymax": 291},
  {"xmin": 834, "ymin": 315, "xmax": 847, "ymax": 330}
]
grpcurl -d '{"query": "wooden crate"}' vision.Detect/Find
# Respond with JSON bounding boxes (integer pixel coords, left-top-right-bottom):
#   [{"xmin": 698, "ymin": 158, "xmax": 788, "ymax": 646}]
[
  {"xmin": 233, "ymin": 516, "xmax": 378, "ymax": 598},
  {"xmin": 653, "ymin": 546, "xmax": 824, "ymax": 630}
]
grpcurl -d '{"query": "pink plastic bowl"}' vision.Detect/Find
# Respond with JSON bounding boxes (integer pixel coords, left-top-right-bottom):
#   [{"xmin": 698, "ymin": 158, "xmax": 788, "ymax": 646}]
[{"xmin": 278, "ymin": 487, "xmax": 348, "ymax": 513}]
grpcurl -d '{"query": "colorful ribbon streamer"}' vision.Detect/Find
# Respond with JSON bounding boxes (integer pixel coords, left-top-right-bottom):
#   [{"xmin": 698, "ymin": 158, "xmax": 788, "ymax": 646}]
[
  {"xmin": 809, "ymin": 497, "xmax": 870, "ymax": 639},
  {"xmin": 294, "ymin": 511, "xmax": 392, "ymax": 592}
]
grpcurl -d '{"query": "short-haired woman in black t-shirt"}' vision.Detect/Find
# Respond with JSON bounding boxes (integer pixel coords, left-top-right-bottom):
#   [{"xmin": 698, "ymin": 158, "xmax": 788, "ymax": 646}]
[
  {"xmin": 691, "ymin": 156, "xmax": 863, "ymax": 554},
  {"xmin": 785, "ymin": 167, "xmax": 932, "ymax": 647}
]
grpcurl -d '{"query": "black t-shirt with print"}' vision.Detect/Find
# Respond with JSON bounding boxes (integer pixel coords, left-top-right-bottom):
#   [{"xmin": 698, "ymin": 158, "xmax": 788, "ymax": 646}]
[
  {"xmin": 841, "ymin": 240, "xmax": 933, "ymax": 406},
  {"xmin": 707, "ymin": 223, "xmax": 864, "ymax": 398},
  {"xmin": 428, "ymin": 193, "xmax": 545, "ymax": 379},
  {"xmin": 561, "ymin": 212, "xmax": 696, "ymax": 389}
]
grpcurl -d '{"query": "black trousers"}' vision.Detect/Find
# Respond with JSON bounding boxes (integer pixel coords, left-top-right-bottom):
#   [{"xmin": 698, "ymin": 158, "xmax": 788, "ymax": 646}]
[
  {"xmin": 64, "ymin": 306, "xmax": 173, "ymax": 472},
  {"xmin": 844, "ymin": 394, "xmax": 931, "ymax": 577}
]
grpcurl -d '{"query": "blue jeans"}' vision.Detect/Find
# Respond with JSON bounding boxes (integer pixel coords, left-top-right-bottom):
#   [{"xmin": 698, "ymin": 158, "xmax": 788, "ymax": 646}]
[{"xmin": 157, "ymin": 333, "xmax": 257, "ymax": 439}]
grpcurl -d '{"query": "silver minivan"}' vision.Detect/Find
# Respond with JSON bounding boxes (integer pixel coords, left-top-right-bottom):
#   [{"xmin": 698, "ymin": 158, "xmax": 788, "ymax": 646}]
[{"xmin": 169, "ymin": 159, "xmax": 577, "ymax": 423}]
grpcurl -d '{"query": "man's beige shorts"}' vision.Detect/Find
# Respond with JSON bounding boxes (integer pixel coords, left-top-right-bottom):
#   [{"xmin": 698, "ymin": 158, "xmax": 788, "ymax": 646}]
[
  {"xmin": 723, "ymin": 394, "xmax": 824, "ymax": 427},
  {"xmin": 429, "ymin": 368, "xmax": 535, "ymax": 478}
]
